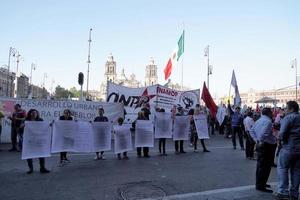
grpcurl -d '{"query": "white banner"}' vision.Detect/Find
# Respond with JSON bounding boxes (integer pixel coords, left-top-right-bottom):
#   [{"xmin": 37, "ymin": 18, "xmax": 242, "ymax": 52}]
[
  {"xmin": 92, "ymin": 122, "xmax": 112, "ymax": 152},
  {"xmin": 135, "ymin": 120, "xmax": 154, "ymax": 147},
  {"xmin": 173, "ymin": 116, "xmax": 190, "ymax": 141},
  {"xmin": 74, "ymin": 121, "xmax": 93, "ymax": 152},
  {"xmin": 194, "ymin": 114, "xmax": 210, "ymax": 139},
  {"xmin": 0, "ymin": 97, "xmax": 123, "ymax": 143},
  {"xmin": 216, "ymin": 106, "xmax": 226, "ymax": 125},
  {"xmin": 21, "ymin": 121, "xmax": 52, "ymax": 160},
  {"xmin": 51, "ymin": 121, "xmax": 77, "ymax": 153},
  {"xmin": 107, "ymin": 82, "xmax": 200, "ymax": 122},
  {"xmin": 114, "ymin": 125, "xmax": 132, "ymax": 154},
  {"xmin": 154, "ymin": 112, "xmax": 173, "ymax": 138}
]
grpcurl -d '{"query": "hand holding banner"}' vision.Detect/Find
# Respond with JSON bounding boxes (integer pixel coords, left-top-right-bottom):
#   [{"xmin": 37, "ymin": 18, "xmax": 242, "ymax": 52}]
[
  {"xmin": 194, "ymin": 114, "xmax": 210, "ymax": 139},
  {"xmin": 92, "ymin": 122, "xmax": 112, "ymax": 152},
  {"xmin": 173, "ymin": 116, "xmax": 190, "ymax": 141},
  {"xmin": 135, "ymin": 120, "xmax": 154, "ymax": 147},
  {"xmin": 154, "ymin": 112, "xmax": 172, "ymax": 138},
  {"xmin": 22, "ymin": 121, "xmax": 52, "ymax": 160}
]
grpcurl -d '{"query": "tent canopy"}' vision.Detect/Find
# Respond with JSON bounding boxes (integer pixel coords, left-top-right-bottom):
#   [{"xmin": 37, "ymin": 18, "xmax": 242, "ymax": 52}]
[{"xmin": 255, "ymin": 96, "xmax": 279, "ymax": 104}]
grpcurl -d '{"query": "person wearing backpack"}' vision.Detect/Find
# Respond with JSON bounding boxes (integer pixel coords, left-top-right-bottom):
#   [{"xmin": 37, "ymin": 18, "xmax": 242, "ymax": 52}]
[{"xmin": 274, "ymin": 101, "xmax": 300, "ymax": 200}]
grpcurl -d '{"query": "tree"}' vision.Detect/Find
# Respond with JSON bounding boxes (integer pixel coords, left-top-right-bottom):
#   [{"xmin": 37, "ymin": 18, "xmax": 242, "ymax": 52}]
[
  {"xmin": 69, "ymin": 87, "xmax": 80, "ymax": 98},
  {"xmin": 54, "ymin": 85, "xmax": 71, "ymax": 99}
]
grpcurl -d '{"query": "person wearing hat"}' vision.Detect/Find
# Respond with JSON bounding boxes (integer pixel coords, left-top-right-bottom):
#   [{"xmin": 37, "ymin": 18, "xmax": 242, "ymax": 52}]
[
  {"xmin": 94, "ymin": 107, "xmax": 109, "ymax": 160},
  {"xmin": 228, "ymin": 101, "xmax": 244, "ymax": 150},
  {"xmin": 174, "ymin": 106, "xmax": 186, "ymax": 153}
]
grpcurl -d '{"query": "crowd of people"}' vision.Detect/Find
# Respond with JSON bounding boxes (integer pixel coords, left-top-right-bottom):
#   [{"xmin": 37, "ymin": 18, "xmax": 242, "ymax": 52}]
[
  {"xmin": 212, "ymin": 101, "xmax": 300, "ymax": 200},
  {"xmin": 1, "ymin": 100, "xmax": 300, "ymax": 200},
  {"xmin": 0, "ymin": 103, "xmax": 211, "ymax": 174}
]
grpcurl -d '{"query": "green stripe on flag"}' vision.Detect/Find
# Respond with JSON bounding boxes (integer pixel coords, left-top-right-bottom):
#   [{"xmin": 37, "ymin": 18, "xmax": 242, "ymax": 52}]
[{"xmin": 177, "ymin": 30, "xmax": 184, "ymax": 61}]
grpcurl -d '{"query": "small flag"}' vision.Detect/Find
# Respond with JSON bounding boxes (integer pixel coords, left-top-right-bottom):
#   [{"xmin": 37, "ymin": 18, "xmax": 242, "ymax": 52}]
[{"xmin": 230, "ymin": 70, "xmax": 241, "ymax": 106}]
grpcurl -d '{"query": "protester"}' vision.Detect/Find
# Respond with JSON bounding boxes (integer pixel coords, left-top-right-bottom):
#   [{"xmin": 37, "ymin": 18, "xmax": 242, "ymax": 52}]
[
  {"xmin": 209, "ymin": 113, "xmax": 216, "ymax": 135},
  {"xmin": 174, "ymin": 106, "xmax": 186, "ymax": 154},
  {"xmin": 250, "ymin": 107, "xmax": 277, "ymax": 193},
  {"xmin": 141, "ymin": 103, "xmax": 151, "ymax": 120},
  {"xmin": 58, "ymin": 109, "xmax": 73, "ymax": 166},
  {"xmin": 244, "ymin": 111, "xmax": 255, "ymax": 159},
  {"xmin": 274, "ymin": 101, "xmax": 300, "ymax": 200},
  {"xmin": 157, "ymin": 108, "xmax": 167, "ymax": 156},
  {"xmin": 224, "ymin": 111, "xmax": 232, "ymax": 139},
  {"xmin": 0, "ymin": 111, "xmax": 4, "ymax": 150},
  {"xmin": 116, "ymin": 117, "xmax": 129, "ymax": 160},
  {"xmin": 189, "ymin": 107, "xmax": 210, "ymax": 152},
  {"xmin": 25, "ymin": 109, "xmax": 50, "ymax": 174},
  {"xmin": 228, "ymin": 101, "xmax": 244, "ymax": 150},
  {"xmin": 135, "ymin": 111, "xmax": 150, "ymax": 158},
  {"xmin": 8, "ymin": 104, "xmax": 26, "ymax": 152},
  {"xmin": 94, "ymin": 107, "xmax": 109, "ymax": 160}
]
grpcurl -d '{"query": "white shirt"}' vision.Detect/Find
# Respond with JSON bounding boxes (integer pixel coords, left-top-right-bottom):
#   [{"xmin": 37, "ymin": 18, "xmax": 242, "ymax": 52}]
[{"xmin": 243, "ymin": 116, "xmax": 255, "ymax": 132}]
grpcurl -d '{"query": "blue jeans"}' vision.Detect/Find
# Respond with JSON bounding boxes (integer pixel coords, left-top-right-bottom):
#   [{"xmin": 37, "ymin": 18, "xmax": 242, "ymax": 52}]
[{"xmin": 277, "ymin": 148, "xmax": 300, "ymax": 198}]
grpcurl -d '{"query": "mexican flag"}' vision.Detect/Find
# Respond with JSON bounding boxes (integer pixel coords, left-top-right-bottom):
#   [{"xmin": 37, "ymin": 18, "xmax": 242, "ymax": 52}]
[{"xmin": 164, "ymin": 31, "xmax": 185, "ymax": 80}]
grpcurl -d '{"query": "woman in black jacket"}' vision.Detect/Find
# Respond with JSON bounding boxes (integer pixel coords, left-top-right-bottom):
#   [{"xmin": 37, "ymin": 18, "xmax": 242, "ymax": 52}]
[{"xmin": 25, "ymin": 109, "xmax": 50, "ymax": 174}]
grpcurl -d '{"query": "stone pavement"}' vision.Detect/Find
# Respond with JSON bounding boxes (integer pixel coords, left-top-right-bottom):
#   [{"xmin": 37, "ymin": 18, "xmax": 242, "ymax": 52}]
[
  {"xmin": 143, "ymin": 183, "xmax": 278, "ymax": 200},
  {"xmin": 0, "ymin": 134, "xmax": 280, "ymax": 200}
]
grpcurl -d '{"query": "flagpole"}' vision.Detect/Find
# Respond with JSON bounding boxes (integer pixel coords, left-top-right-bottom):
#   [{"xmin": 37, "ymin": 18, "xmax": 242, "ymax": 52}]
[
  {"xmin": 181, "ymin": 24, "xmax": 185, "ymax": 91},
  {"xmin": 207, "ymin": 45, "xmax": 210, "ymax": 90}
]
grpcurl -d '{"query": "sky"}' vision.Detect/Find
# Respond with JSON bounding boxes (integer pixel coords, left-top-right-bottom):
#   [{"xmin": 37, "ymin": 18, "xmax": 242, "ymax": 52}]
[{"xmin": 0, "ymin": 0, "xmax": 299, "ymax": 98}]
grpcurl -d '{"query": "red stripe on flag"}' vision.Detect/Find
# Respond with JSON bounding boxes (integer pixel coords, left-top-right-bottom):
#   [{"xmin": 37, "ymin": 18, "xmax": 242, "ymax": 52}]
[{"xmin": 164, "ymin": 58, "xmax": 172, "ymax": 80}]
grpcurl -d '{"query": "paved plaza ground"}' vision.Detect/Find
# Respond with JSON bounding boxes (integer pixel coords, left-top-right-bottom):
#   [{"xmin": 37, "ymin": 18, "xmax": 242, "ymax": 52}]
[{"xmin": 0, "ymin": 134, "xmax": 278, "ymax": 200}]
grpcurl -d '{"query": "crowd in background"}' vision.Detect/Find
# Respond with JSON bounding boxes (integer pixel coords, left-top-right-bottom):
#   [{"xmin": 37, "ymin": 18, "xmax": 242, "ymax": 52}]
[{"xmin": 1, "ymin": 101, "xmax": 300, "ymax": 200}]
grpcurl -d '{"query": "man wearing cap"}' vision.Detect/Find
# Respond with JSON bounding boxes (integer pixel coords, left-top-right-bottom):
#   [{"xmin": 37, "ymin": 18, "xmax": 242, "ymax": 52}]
[
  {"xmin": 174, "ymin": 106, "xmax": 186, "ymax": 153},
  {"xmin": 94, "ymin": 107, "xmax": 109, "ymax": 160},
  {"xmin": 228, "ymin": 101, "xmax": 244, "ymax": 150}
]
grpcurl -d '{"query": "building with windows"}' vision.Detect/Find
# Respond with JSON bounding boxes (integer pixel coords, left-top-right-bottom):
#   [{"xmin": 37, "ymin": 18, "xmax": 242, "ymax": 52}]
[
  {"xmin": 17, "ymin": 73, "xmax": 29, "ymax": 98},
  {"xmin": 238, "ymin": 87, "xmax": 298, "ymax": 107},
  {"xmin": 0, "ymin": 67, "xmax": 15, "ymax": 97}
]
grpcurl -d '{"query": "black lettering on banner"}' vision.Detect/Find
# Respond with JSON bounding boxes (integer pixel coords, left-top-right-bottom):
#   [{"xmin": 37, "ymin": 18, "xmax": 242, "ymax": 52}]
[
  {"xmin": 130, "ymin": 96, "xmax": 140, "ymax": 107},
  {"xmin": 119, "ymin": 95, "xmax": 131, "ymax": 106},
  {"xmin": 107, "ymin": 92, "xmax": 119, "ymax": 103}
]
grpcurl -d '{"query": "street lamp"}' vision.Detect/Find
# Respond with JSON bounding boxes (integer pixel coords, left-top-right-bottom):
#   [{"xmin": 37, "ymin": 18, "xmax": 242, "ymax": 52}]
[
  {"xmin": 291, "ymin": 58, "xmax": 298, "ymax": 102},
  {"xmin": 6, "ymin": 47, "xmax": 18, "ymax": 97},
  {"xmin": 14, "ymin": 51, "xmax": 23, "ymax": 98},
  {"xmin": 30, "ymin": 63, "xmax": 36, "ymax": 86},
  {"xmin": 86, "ymin": 28, "xmax": 92, "ymax": 99}
]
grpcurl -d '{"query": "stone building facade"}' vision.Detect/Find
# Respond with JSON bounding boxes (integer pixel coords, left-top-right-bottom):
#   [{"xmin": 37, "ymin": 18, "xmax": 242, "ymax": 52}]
[{"xmin": 99, "ymin": 54, "xmax": 158, "ymax": 100}]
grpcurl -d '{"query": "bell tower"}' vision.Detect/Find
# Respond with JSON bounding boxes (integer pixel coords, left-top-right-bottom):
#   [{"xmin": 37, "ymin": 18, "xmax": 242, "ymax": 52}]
[
  {"xmin": 145, "ymin": 57, "xmax": 158, "ymax": 86},
  {"xmin": 105, "ymin": 53, "xmax": 117, "ymax": 83}
]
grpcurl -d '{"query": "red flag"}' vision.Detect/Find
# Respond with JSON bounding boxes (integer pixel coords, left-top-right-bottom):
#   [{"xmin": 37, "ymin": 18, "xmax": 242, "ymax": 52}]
[{"xmin": 201, "ymin": 82, "xmax": 217, "ymax": 118}]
